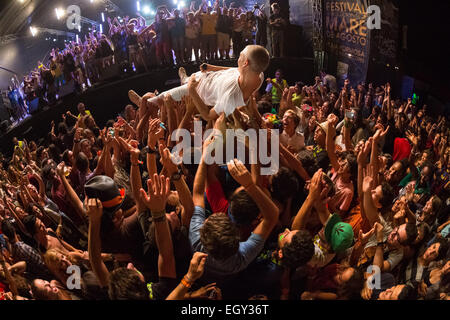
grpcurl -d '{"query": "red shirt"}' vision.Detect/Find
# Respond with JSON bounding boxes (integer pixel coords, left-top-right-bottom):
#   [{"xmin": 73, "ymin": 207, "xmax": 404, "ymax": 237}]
[{"xmin": 393, "ymin": 137, "xmax": 411, "ymax": 162}]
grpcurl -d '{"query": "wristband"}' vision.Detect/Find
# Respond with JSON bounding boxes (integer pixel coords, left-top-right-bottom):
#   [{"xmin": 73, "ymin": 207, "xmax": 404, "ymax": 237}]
[
  {"xmin": 181, "ymin": 275, "xmax": 193, "ymax": 288},
  {"xmin": 150, "ymin": 210, "xmax": 166, "ymax": 219},
  {"xmin": 153, "ymin": 215, "xmax": 166, "ymax": 223},
  {"xmin": 377, "ymin": 240, "xmax": 385, "ymax": 246}
]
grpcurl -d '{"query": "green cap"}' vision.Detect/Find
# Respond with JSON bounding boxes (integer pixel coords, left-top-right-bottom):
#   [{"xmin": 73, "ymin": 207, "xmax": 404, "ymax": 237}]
[{"xmin": 324, "ymin": 213, "xmax": 354, "ymax": 253}]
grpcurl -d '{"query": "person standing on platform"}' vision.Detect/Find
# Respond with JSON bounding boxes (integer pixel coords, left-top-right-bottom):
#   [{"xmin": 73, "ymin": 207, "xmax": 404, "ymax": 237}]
[{"xmin": 269, "ymin": 3, "xmax": 287, "ymax": 58}]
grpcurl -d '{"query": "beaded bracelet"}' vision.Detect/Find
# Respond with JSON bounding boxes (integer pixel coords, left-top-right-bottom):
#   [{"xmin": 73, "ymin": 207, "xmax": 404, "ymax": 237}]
[{"xmin": 181, "ymin": 275, "xmax": 193, "ymax": 288}]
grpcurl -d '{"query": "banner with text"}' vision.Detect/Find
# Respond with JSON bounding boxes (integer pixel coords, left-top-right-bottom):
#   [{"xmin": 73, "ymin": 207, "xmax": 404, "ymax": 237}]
[{"xmin": 324, "ymin": 0, "xmax": 371, "ymax": 87}]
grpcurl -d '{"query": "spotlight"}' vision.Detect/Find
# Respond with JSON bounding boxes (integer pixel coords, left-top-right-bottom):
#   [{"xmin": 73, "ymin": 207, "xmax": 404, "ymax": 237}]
[
  {"xmin": 53, "ymin": 38, "xmax": 57, "ymax": 42},
  {"xmin": 173, "ymin": 0, "xmax": 178, "ymax": 4},
  {"xmin": 100, "ymin": 24, "xmax": 103, "ymax": 33},
  {"xmin": 143, "ymin": 5, "xmax": 150, "ymax": 14},
  {"xmin": 101, "ymin": 12, "xmax": 105, "ymax": 22},
  {"xmin": 180, "ymin": 1, "xmax": 186, "ymax": 7},
  {"xmin": 208, "ymin": 1, "xmax": 211, "ymax": 7},
  {"xmin": 55, "ymin": 8, "xmax": 65, "ymax": 20},
  {"xmin": 30, "ymin": 26, "xmax": 38, "ymax": 37},
  {"xmin": 137, "ymin": 1, "xmax": 141, "ymax": 12},
  {"xmin": 347, "ymin": 53, "xmax": 352, "ymax": 57}
]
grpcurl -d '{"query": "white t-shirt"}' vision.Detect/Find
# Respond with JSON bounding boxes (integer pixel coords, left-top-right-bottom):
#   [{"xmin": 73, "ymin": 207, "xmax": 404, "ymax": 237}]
[
  {"xmin": 280, "ymin": 130, "xmax": 305, "ymax": 153},
  {"xmin": 194, "ymin": 68, "xmax": 263, "ymax": 116}
]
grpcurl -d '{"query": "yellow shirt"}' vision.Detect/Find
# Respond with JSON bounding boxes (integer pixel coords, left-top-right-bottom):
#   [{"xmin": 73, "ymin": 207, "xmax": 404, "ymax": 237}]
[
  {"xmin": 201, "ymin": 13, "xmax": 218, "ymax": 35},
  {"xmin": 77, "ymin": 110, "xmax": 92, "ymax": 118}
]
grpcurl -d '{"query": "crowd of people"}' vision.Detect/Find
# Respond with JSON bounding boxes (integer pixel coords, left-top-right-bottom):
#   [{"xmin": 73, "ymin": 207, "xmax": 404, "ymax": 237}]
[
  {"xmin": 4, "ymin": 1, "xmax": 287, "ymax": 126},
  {"xmin": 0, "ymin": 43, "xmax": 448, "ymax": 301}
]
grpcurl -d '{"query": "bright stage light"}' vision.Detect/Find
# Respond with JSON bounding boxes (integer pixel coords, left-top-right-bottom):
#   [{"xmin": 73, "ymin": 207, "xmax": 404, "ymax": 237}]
[
  {"xmin": 143, "ymin": 5, "xmax": 151, "ymax": 14},
  {"xmin": 100, "ymin": 24, "xmax": 103, "ymax": 34},
  {"xmin": 101, "ymin": 12, "xmax": 105, "ymax": 22},
  {"xmin": 30, "ymin": 26, "xmax": 38, "ymax": 37},
  {"xmin": 137, "ymin": 1, "xmax": 141, "ymax": 12},
  {"xmin": 208, "ymin": 1, "xmax": 211, "ymax": 7},
  {"xmin": 55, "ymin": 8, "xmax": 65, "ymax": 20},
  {"xmin": 173, "ymin": 0, "xmax": 178, "ymax": 4},
  {"xmin": 180, "ymin": 1, "xmax": 186, "ymax": 7}
]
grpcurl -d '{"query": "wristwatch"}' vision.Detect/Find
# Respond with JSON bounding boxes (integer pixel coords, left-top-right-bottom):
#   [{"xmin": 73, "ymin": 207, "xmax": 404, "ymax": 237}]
[
  {"xmin": 143, "ymin": 146, "xmax": 157, "ymax": 154},
  {"xmin": 377, "ymin": 240, "xmax": 386, "ymax": 246}
]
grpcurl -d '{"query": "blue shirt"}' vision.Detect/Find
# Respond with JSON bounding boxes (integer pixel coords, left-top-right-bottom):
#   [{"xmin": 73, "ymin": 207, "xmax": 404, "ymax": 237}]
[{"xmin": 189, "ymin": 206, "xmax": 265, "ymax": 278}]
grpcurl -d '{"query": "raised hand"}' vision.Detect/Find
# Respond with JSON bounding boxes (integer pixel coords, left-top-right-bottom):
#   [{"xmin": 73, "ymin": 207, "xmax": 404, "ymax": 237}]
[
  {"xmin": 85, "ymin": 198, "xmax": 103, "ymax": 220},
  {"xmin": 56, "ymin": 161, "xmax": 65, "ymax": 177},
  {"xmin": 186, "ymin": 252, "xmax": 208, "ymax": 282},
  {"xmin": 357, "ymin": 138, "xmax": 373, "ymax": 166},
  {"xmin": 159, "ymin": 144, "xmax": 178, "ymax": 176},
  {"xmin": 358, "ymin": 226, "xmax": 375, "ymax": 245},
  {"xmin": 139, "ymin": 173, "xmax": 170, "ymax": 212},
  {"xmin": 227, "ymin": 159, "xmax": 253, "ymax": 189},
  {"xmin": 308, "ymin": 169, "xmax": 323, "ymax": 201},
  {"xmin": 190, "ymin": 283, "xmax": 222, "ymax": 300},
  {"xmin": 148, "ymin": 118, "xmax": 165, "ymax": 149},
  {"xmin": 362, "ymin": 165, "xmax": 375, "ymax": 193},
  {"xmin": 373, "ymin": 125, "xmax": 389, "ymax": 142}
]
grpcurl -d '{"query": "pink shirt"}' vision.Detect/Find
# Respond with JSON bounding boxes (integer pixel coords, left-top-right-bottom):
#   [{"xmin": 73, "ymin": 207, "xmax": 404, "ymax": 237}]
[{"xmin": 327, "ymin": 172, "xmax": 354, "ymax": 215}]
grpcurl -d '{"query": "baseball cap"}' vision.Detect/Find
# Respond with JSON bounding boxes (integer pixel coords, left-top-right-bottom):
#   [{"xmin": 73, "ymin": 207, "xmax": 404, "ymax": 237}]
[
  {"xmin": 324, "ymin": 213, "xmax": 354, "ymax": 253},
  {"xmin": 84, "ymin": 176, "xmax": 125, "ymax": 219}
]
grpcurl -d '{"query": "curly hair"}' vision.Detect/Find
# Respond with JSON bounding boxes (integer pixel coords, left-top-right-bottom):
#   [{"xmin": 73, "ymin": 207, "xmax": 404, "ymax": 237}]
[
  {"xmin": 200, "ymin": 214, "xmax": 240, "ymax": 260},
  {"xmin": 281, "ymin": 230, "xmax": 314, "ymax": 269},
  {"xmin": 271, "ymin": 167, "xmax": 299, "ymax": 203},
  {"xmin": 108, "ymin": 268, "xmax": 148, "ymax": 300},
  {"xmin": 229, "ymin": 189, "xmax": 259, "ymax": 226}
]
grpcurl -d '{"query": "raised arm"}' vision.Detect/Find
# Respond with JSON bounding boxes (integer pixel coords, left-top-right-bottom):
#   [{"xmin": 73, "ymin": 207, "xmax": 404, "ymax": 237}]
[
  {"xmin": 140, "ymin": 174, "xmax": 176, "ymax": 279},
  {"xmin": 227, "ymin": 159, "xmax": 279, "ymax": 240},
  {"xmin": 325, "ymin": 114, "xmax": 340, "ymax": 172},
  {"xmin": 160, "ymin": 145, "xmax": 194, "ymax": 227},
  {"xmin": 362, "ymin": 165, "xmax": 380, "ymax": 227},
  {"xmin": 86, "ymin": 198, "xmax": 110, "ymax": 287},
  {"xmin": 188, "ymin": 76, "xmax": 219, "ymax": 121},
  {"xmin": 279, "ymin": 143, "xmax": 310, "ymax": 181},
  {"xmin": 292, "ymin": 170, "xmax": 324, "ymax": 230},
  {"xmin": 166, "ymin": 252, "xmax": 207, "ymax": 300},
  {"xmin": 55, "ymin": 162, "xmax": 85, "ymax": 220}
]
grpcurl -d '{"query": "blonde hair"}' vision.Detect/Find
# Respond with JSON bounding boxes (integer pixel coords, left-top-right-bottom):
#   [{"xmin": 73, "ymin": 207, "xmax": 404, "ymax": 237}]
[
  {"xmin": 245, "ymin": 45, "xmax": 270, "ymax": 74},
  {"xmin": 43, "ymin": 249, "xmax": 75, "ymax": 276}
]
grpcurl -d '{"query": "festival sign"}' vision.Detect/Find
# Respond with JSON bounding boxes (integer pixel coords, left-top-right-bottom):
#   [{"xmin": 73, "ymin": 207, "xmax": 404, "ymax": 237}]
[{"xmin": 324, "ymin": 0, "xmax": 371, "ymax": 86}]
